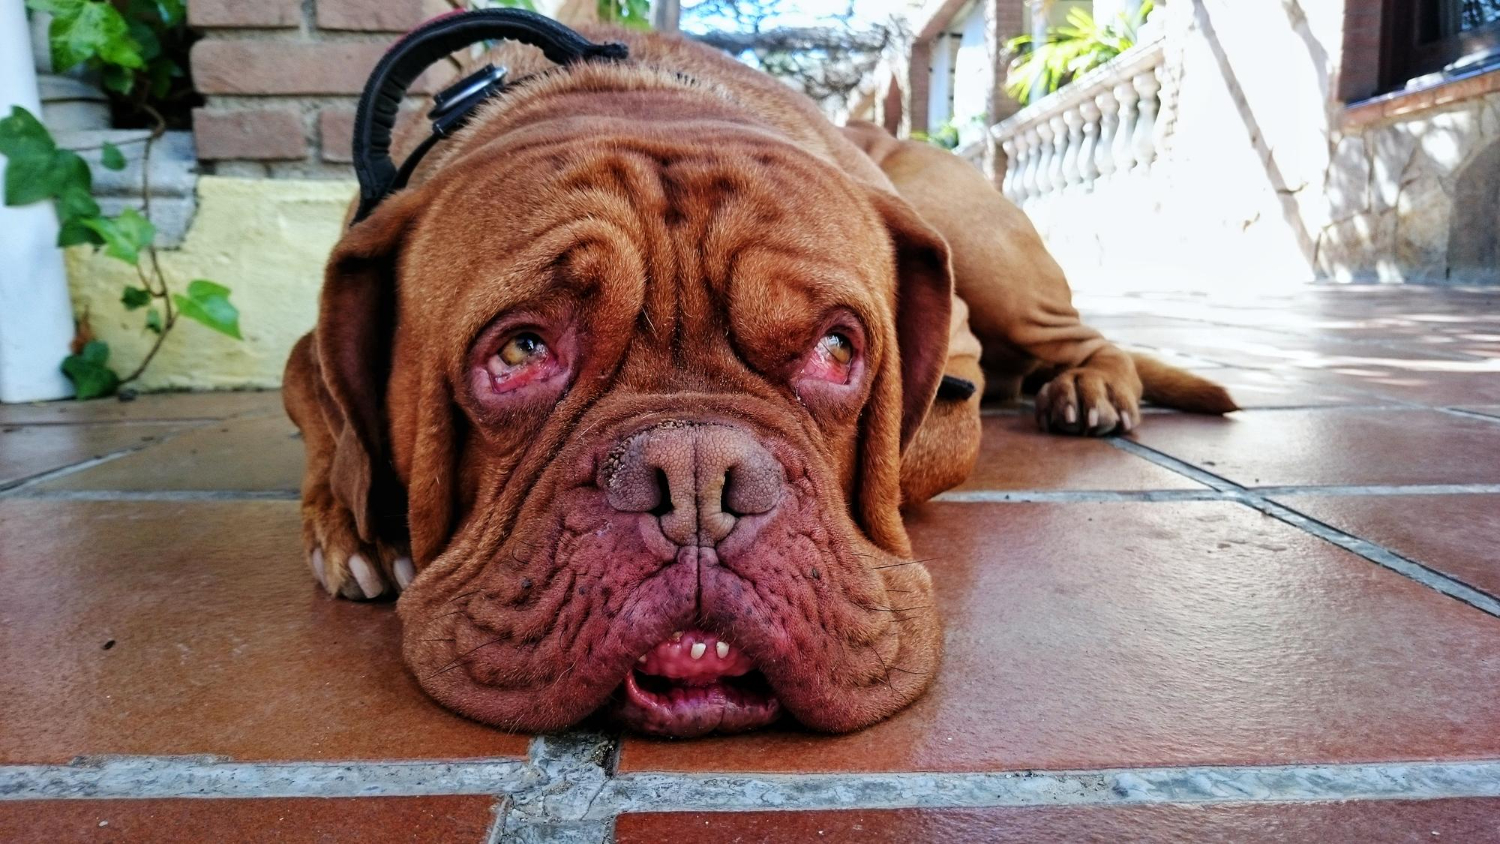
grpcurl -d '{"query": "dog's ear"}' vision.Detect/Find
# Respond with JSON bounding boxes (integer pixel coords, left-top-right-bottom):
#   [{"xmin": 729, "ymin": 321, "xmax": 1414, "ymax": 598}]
[
  {"xmin": 315, "ymin": 191, "xmax": 426, "ymax": 543},
  {"xmin": 868, "ymin": 189, "xmax": 954, "ymax": 451},
  {"xmin": 853, "ymin": 188, "xmax": 954, "ymax": 554}
]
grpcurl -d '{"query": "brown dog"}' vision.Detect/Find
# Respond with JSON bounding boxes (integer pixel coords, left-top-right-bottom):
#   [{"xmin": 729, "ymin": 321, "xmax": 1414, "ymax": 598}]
[{"xmin": 283, "ymin": 26, "xmax": 1235, "ymax": 738}]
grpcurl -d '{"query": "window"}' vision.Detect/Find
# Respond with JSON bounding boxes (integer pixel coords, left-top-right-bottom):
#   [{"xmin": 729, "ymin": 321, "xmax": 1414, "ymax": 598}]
[{"xmin": 1385, "ymin": 0, "xmax": 1500, "ymax": 89}]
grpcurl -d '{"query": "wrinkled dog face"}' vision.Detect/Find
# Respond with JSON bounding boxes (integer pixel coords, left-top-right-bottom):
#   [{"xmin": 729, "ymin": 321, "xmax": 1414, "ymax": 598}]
[{"xmin": 333, "ymin": 126, "xmax": 950, "ymax": 737}]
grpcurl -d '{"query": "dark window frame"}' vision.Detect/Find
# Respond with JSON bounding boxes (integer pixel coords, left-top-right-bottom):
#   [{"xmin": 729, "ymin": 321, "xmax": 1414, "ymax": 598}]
[{"xmin": 1341, "ymin": 0, "xmax": 1500, "ymax": 103}]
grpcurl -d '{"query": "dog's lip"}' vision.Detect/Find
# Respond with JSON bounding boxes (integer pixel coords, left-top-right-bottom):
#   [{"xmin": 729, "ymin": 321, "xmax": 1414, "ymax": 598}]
[{"xmin": 608, "ymin": 628, "xmax": 781, "ymax": 737}]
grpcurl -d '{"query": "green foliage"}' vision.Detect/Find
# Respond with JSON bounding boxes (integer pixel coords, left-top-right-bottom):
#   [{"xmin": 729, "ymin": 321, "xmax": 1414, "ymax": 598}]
[
  {"xmin": 485, "ymin": 0, "xmax": 539, "ymax": 10},
  {"xmin": 1005, "ymin": 1, "xmax": 1154, "ymax": 106},
  {"xmin": 28, "ymin": 0, "xmax": 187, "ymax": 102},
  {"xmin": 174, "ymin": 280, "xmax": 242, "ymax": 340},
  {"xmin": 597, "ymin": 0, "xmax": 651, "ymax": 29},
  {"xmin": 61, "ymin": 341, "xmax": 120, "ymax": 400},
  {"xmin": 100, "ymin": 141, "xmax": 126, "ymax": 170},
  {"xmin": 0, "ymin": 106, "xmax": 242, "ymax": 398}
]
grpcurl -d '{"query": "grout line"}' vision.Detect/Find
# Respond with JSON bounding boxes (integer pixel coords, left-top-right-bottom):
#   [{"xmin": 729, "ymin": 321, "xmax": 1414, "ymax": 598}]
[
  {"xmin": 5, "ymin": 489, "xmax": 301, "ymax": 502},
  {"xmin": 0, "ymin": 416, "xmax": 231, "ymax": 428},
  {"xmin": 1108, "ymin": 438, "xmax": 1500, "ymax": 617},
  {"xmin": 5, "ymin": 755, "xmax": 1500, "ymax": 821},
  {"xmin": 587, "ymin": 759, "xmax": 1500, "ymax": 817},
  {"xmin": 1436, "ymin": 407, "xmax": 1500, "ymax": 425},
  {"xmin": 0, "ymin": 447, "xmax": 157, "ymax": 496},
  {"xmin": 0, "ymin": 757, "xmax": 541, "ymax": 800},
  {"xmin": 934, "ymin": 489, "xmax": 1226, "ymax": 503},
  {"xmin": 934, "ymin": 483, "xmax": 1500, "ymax": 504}
]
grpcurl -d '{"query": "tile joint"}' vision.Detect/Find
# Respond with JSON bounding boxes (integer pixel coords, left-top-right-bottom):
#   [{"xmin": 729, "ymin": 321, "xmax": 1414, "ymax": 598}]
[{"xmin": 1107, "ymin": 438, "xmax": 1500, "ymax": 617}]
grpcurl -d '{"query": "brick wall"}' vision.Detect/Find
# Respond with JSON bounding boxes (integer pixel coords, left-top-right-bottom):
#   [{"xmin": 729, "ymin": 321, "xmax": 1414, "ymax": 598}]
[{"xmin": 187, "ymin": 0, "xmax": 452, "ymax": 178}]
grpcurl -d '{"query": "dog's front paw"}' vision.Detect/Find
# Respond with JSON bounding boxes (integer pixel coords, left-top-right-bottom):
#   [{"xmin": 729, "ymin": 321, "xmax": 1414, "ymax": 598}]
[
  {"xmin": 1035, "ymin": 367, "xmax": 1138, "ymax": 436},
  {"xmin": 300, "ymin": 489, "xmax": 413, "ymax": 600}
]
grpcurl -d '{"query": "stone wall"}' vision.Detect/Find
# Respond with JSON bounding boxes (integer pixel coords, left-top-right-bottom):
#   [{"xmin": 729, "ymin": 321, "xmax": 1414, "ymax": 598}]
[{"xmin": 1320, "ymin": 88, "xmax": 1500, "ymax": 284}]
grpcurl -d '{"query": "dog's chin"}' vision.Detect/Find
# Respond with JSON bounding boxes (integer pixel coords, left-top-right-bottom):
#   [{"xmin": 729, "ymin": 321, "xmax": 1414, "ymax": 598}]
[{"xmin": 605, "ymin": 629, "xmax": 782, "ymax": 738}]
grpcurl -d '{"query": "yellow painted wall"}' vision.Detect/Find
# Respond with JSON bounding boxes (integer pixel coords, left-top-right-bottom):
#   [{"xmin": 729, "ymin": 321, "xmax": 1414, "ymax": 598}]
[{"xmin": 66, "ymin": 176, "xmax": 354, "ymax": 391}]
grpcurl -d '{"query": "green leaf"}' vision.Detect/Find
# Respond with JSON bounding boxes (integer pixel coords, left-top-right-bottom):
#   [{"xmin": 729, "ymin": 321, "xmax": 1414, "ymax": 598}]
[
  {"xmin": 81, "ymin": 207, "xmax": 156, "ymax": 264},
  {"xmin": 61, "ymin": 340, "xmax": 120, "ymax": 399},
  {"xmin": 48, "ymin": 0, "xmax": 144, "ymax": 73},
  {"xmin": 121, "ymin": 286, "xmax": 151, "ymax": 309},
  {"xmin": 58, "ymin": 218, "xmax": 104, "ymax": 247},
  {"xmin": 157, "ymin": 0, "xmax": 185, "ymax": 26},
  {"xmin": 100, "ymin": 141, "xmax": 127, "ymax": 170},
  {"xmin": 26, "ymin": 0, "xmax": 83, "ymax": 16},
  {"xmin": 174, "ymin": 279, "xmax": 242, "ymax": 339},
  {"xmin": 145, "ymin": 307, "xmax": 164, "ymax": 334}
]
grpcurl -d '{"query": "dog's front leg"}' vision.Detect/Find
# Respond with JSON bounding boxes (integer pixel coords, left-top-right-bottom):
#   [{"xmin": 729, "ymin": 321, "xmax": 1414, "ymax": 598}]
[{"xmin": 284, "ymin": 333, "xmax": 412, "ymax": 599}]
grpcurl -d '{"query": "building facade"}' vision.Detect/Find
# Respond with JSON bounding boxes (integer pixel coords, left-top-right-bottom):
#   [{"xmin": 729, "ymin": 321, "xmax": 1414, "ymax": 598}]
[{"xmin": 857, "ymin": 0, "xmax": 1500, "ymax": 288}]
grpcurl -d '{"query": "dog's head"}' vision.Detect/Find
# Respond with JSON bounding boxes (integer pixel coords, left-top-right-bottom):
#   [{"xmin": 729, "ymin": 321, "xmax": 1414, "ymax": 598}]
[{"xmin": 316, "ymin": 104, "xmax": 952, "ymax": 737}]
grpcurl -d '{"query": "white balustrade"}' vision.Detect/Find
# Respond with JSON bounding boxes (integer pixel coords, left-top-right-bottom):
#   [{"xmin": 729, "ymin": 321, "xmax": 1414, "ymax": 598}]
[{"xmin": 992, "ymin": 37, "xmax": 1166, "ymax": 206}]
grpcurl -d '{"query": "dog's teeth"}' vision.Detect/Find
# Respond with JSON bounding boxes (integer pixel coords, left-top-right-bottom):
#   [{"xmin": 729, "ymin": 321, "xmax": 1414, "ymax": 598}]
[
  {"xmin": 671, "ymin": 631, "xmax": 683, "ymax": 642},
  {"xmin": 638, "ymin": 655, "xmax": 647, "ymax": 664},
  {"xmin": 715, "ymin": 641, "xmax": 730, "ymax": 659},
  {"xmin": 690, "ymin": 642, "xmax": 706, "ymax": 660},
  {"xmin": 393, "ymin": 556, "xmax": 415, "ymax": 590}
]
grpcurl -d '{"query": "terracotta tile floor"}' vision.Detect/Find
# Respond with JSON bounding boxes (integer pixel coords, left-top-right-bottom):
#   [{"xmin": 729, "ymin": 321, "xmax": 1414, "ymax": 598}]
[{"xmin": 1, "ymin": 285, "xmax": 1498, "ymax": 841}]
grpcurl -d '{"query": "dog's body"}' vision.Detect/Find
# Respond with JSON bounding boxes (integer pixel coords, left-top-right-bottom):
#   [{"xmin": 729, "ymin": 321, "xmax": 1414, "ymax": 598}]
[{"xmin": 284, "ymin": 27, "xmax": 1234, "ymax": 737}]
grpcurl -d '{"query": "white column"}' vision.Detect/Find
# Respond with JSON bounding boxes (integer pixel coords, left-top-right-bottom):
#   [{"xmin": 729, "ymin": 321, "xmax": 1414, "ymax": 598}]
[
  {"xmin": 1000, "ymin": 138, "xmax": 1018, "ymax": 199},
  {"xmin": 1047, "ymin": 114, "xmax": 1068, "ymax": 193},
  {"xmin": 1030, "ymin": 122, "xmax": 1053, "ymax": 200},
  {"xmin": 1061, "ymin": 106, "xmax": 1084, "ymax": 188},
  {"xmin": 0, "ymin": 0, "xmax": 76, "ymax": 402},
  {"xmin": 1111, "ymin": 80, "xmax": 1139, "ymax": 174},
  {"xmin": 1078, "ymin": 99, "xmax": 1101, "ymax": 185},
  {"xmin": 1131, "ymin": 68, "xmax": 1161, "ymax": 172},
  {"xmin": 1094, "ymin": 89, "xmax": 1118, "ymax": 178}
]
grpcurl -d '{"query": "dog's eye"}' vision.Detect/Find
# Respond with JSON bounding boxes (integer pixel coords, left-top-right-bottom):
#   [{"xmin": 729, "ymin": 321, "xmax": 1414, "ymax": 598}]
[
  {"xmin": 483, "ymin": 331, "xmax": 558, "ymax": 394},
  {"xmin": 499, "ymin": 332, "xmax": 547, "ymax": 366},
  {"xmin": 800, "ymin": 330, "xmax": 857, "ymax": 384},
  {"xmin": 818, "ymin": 332, "xmax": 854, "ymax": 365}
]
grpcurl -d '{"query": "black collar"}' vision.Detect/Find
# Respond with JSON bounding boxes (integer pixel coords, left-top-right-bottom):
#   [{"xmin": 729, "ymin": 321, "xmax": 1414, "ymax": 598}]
[{"xmin": 350, "ymin": 9, "xmax": 627, "ymax": 224}]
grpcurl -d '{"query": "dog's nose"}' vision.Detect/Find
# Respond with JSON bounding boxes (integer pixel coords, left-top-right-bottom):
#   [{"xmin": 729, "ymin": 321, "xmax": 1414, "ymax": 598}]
[{"xmin": 603, "ymin": 422, "xmax": 783, "ymax": 545}]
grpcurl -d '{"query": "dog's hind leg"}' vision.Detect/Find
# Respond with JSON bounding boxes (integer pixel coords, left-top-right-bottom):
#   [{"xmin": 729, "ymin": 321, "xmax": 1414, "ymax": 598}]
[{"xmin": 842, "ymin": 121, "xmax": 1234, "ymax": 436}]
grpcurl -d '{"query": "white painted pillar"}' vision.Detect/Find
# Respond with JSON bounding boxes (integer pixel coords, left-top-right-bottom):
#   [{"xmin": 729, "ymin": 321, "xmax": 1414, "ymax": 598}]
[{"xmin": 0, "ymin": 0, "xmax": 76, "ymax": 402}]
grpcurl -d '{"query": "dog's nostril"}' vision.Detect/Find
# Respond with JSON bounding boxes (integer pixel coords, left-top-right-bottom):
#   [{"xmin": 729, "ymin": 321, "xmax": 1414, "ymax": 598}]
[{"xmin": 650, "ymin": 468, "xmax": 673, "ymax": 518}]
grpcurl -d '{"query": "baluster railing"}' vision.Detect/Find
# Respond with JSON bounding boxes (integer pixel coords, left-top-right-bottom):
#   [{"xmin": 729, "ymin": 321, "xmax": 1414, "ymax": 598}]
[{"xmin": 988, "ymin": 36, "xmax": 1166, "ymax": 206}]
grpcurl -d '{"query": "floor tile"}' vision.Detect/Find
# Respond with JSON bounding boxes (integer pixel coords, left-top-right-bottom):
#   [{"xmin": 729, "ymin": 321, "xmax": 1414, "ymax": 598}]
[
  {"xmin": 957, "ymin": 413, "xmax": 1201, "ymax": 492},
  {"xmin": 619, "ymin": 501, "xmax": 1500, "ymax": 773},
  {"xmin": 0, "ymin": 796, "xmax": 497, "ymax": 843},
  {"xmin": 37, "ymin": 414, "xmax": 304, "ymax": 493},
  {"xmin": 1177, "ymin": 367, "xmax": 1374, "ymax": 409},
  {"xmin": 615, "ymin": 799, "xmax": 1500, "ymax": 843},
  {"xmin": 0, "ymin": 423, "xmax": 184, "ymax": 490},
  {"xmin": 1272, "ymin": 494, "xmax": 1500, "ymax": 597},
  {"xmin": 1129, "ymin": 408, "xmax": 1500, "ymax": 487},
  {"xmin": 0, "ymin": 500, "xmax": 531, "ymax": 763},
  {"xmin": 1295, "ymin": 365, "xmax": 1500, "ymax": 406},
  {"xmin": 0, "ymin": 391, "xmax": 282, "ymax": 425}
]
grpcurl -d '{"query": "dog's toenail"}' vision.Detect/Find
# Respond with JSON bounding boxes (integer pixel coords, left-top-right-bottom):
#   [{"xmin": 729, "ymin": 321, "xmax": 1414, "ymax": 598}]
[
  {"xmin": 1088, "ymin": 408, "xmax": 1099, "ymax": 428},
  {"xmin": 1064, "ymin": 406, "xmax": 1077, "ymax": 424},
  {"xmin": 349, "ymin": 554, "xmax": 383, "ymax": 599},
  {"xmin": 310, "ymin": 549, "xmax": 327, "ymax": 589}
]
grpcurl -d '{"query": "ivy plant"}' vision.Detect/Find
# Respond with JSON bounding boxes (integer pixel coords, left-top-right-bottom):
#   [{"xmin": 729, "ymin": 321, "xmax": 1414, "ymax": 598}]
[
  {"xmin": 483, "ymin": 0, "xmax": 652, "ymax": 29},
  {"xmin": 2, "ymin": 0, "xmax": 239, "ymax": 399}
]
